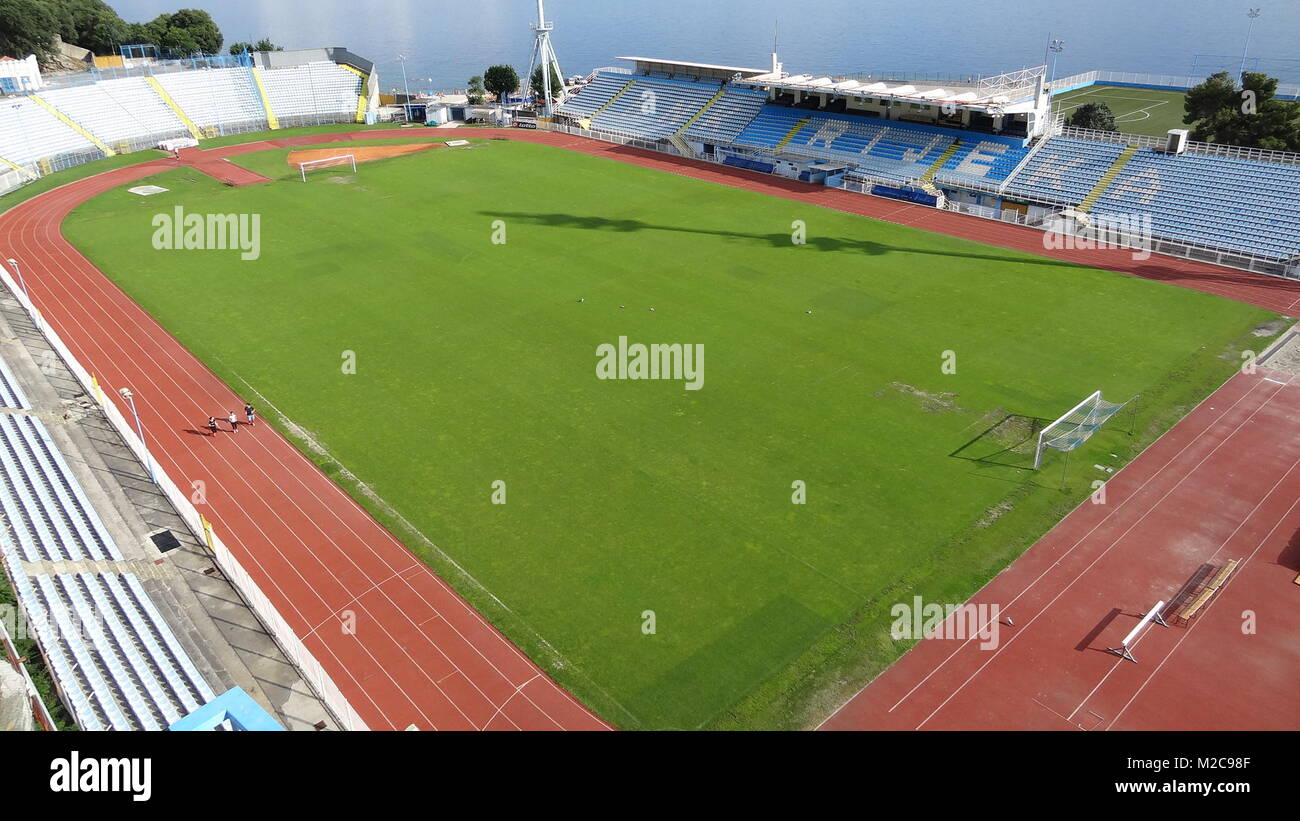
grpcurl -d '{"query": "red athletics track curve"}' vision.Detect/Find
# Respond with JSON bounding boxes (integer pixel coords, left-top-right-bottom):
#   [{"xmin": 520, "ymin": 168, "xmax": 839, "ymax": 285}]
[
  {"xmin": 0, "ymin": 152, "xmax": 609, "ymax": 731},
  {"xmin": 821, "ymin": 364, "xmax": 1300, "ymax": 730},
  {"xmin": 3, "ymin": 129, "xmax": 1299, "ymax": 733}
]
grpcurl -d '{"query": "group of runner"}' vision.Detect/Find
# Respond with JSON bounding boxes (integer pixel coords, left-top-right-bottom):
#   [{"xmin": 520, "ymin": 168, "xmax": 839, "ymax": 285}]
[{"xmin": 207, "ymin": 403, "xmax": 257, "ymax": 435}]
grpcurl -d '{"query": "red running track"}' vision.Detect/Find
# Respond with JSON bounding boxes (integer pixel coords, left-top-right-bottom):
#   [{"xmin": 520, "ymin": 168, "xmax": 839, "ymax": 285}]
[
  {"xmin": 3, "ymin": 129, "xmax": 1300, "ymax": 732},
  {"xmin": 821, "ymin": 364, "xmax": 1300, "ymax": 730},
  {"xmin": 0, "ymin": 150, "xmax": 608, "ymax": 731}
]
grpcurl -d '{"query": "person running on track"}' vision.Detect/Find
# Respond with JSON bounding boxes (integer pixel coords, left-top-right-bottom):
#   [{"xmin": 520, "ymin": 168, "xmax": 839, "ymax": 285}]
[
  {"xmin": 245, "ymin": 403, "xmax": 256, "ymax": 427},
  {"xmin": 207, "ymin": 416, "xmax": 219, "ymax": 436},
  {"xmin": 228, "ymin": 411, "xmax": 239, "ymax": 433}
]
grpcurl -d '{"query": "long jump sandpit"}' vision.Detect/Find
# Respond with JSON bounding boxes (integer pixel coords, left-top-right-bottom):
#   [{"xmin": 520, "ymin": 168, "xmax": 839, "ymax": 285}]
[{"xmin": 286, "ymin": 143, "xmax": 441, "ymax": 169}]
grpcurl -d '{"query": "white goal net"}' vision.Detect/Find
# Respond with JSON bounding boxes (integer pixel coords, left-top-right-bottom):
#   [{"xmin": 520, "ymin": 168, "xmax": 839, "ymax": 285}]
[
  {"xmin": 1034, "ymin": 390, "xmax": 1134, "ymax": 469},
  {"xmin": 297, "ymin": 154, "xmax": 357, "ymax": 181}
]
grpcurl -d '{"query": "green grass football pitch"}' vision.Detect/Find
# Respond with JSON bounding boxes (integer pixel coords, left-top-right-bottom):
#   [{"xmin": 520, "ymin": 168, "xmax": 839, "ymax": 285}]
[
  {"xmin": 1052, "ymin": 84, "xmax": 1190, "ymax": 137},
  {"xmin": 62, "ymin": 139, "xmax": 1278, "ymax": 729}
]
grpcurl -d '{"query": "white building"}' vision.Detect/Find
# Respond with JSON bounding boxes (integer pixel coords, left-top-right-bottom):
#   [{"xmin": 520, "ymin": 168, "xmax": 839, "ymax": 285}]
[{"xmin": 0, "ymin": 55, "xmax": 42, "ymax": 94}]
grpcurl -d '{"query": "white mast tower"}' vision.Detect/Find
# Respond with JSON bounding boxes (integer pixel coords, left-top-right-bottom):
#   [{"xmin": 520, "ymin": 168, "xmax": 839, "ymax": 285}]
[{"xmin": 527, "ymin": 0, "xmax": 565, "ymax": 117}]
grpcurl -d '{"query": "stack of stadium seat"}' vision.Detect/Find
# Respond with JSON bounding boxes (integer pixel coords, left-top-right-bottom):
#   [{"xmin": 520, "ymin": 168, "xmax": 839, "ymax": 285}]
[
  {"xmin": 683, "ymin": 86, "xmax": 768, "ymax": 143},
  {"xmin": 261, "ymin": 61, "xmax": 362, "ymax": 125},
  {"xmin": 0, "ymin": 96, "xmax": 100, "ymax": 166},
  {"xmin": 1001, "ymin": 137, "xmax": 1128, "ymax": 202},
  {"xmin": 557, "ymin": 71, "xmax": 632, "ymax": 118},
  {"xmin": 732, "ymin": 105, "xmax": 803, "ymax": 148},
  {"xmin": 155, "ymin": 67, "xmax": 268, "ymax": 133},
  {"xmin": 1091, "ymin": 149, "xmax": 1300, "ymax": 259},
  {"xmin": 733, "ymin": 106, "xmax": 1031, "ymax": 184},
  {"xmin": 932, "ymin": 137, "xmax": 1030, "ymax": 186},
  {"xmin": 588, "ymin": 75, "xmax": 722, "ymax": 139},
  {"xmin": 38, "ymin": 77, "xmax": 191, "ymax": 148},
  {"xmin": 0, "ymin": 355, "xmax": 214, "ymax": 731}
]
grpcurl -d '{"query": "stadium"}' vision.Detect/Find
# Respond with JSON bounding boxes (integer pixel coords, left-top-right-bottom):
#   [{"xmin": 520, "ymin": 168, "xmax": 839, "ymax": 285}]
[{"xmin": 1, "ymin": 0, "xmax": 1299, "ymax": 739}]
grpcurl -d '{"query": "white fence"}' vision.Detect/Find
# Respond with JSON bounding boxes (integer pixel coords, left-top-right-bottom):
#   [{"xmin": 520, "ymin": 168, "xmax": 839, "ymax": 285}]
[
  {"xmin": 0, "ymin": 261, "xmax": 368, "ymax": 731},
  {"xmin": 1054, "ymin": 123, "xmax": 1300, "ymax": 167},
  {"xmin": 550, "ymin": 122, "xmax": 687, "ymax": 156},
  {"xmin": 1052, "ymin": 68, "xmax": 1300, "ymax": 100}
]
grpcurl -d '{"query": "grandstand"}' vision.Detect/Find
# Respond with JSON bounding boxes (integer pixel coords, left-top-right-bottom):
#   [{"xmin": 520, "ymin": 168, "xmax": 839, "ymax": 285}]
[
  {"xmin": 1006, "ymin": 135, "xmax": 1300, "ymax": 262},
  {"xmin": 0, "ymin": 354, "xmax": 216, "ymax": 730},
  {"xmin": 552, "ymin": 56, "xmax": 1300, "ymax": 278},
  {"xmin": 154, "ymin": 66, "xmax": 268, "ymax": 137},
  {"xmin": 260, "ymin": 61, "xmax": 365, "ymax": 129},
  {"xmin": 37, "ymin": 76, "xmax": 191, "ymax": 151},
  {"xmin": 0, "ymin": 49, "xmax": 377, "ymax": 187}
]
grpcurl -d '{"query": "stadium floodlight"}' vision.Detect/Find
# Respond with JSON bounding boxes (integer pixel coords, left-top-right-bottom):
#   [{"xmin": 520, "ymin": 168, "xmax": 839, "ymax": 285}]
[
  {"xmin": 4, "ymin": 257, "xmax": 26, "ymax": 301},
  {"xmin": 1047, "ymin": 39, "xmax": 1066, "ymax": 88},
  {"xmin": 1033, "ymin": 390, "xmax": 1135, "ymax": 470},
  {"xmin": 298, "ymin": 154, "xmax": 357, "ymax": 182},
  {"xmin": 1240, "ymin": 9, "xmax": 1262, "ymax": 78},
  {"xmin": 118, "ymin": 387, "xmax": 155, "ymax": 483},
  {"xmin": 527, "ymin": 0, "xmax": 565, "ymax": 117},
  {"xmin": 397, "ymin": 54, "xmax": 412, "ymax": 121}
]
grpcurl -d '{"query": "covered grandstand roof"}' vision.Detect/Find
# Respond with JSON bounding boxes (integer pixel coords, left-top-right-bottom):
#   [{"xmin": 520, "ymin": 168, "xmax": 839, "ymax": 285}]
[
  {"xmin": 616, "ymin": 56, "xmax": 769, "ymax": 76},
  {"xmin": 741, "ymin": 65, "xmax": 1046, "ymax": 114}
]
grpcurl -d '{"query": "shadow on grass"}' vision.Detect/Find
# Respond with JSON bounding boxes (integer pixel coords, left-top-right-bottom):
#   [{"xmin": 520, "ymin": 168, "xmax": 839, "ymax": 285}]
[
  {"xmin": 949, "ymin": 413, "xmax": 1048, "ymax": 471},
  {"xmin": 481, "ymin": 211, "xmax": 1089, "ymax": 269}
]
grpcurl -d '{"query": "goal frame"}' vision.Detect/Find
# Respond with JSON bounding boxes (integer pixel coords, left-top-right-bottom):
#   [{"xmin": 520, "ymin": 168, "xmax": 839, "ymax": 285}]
[
  {"xmin": 1033, "ymin": 390, "xmax": 1102, "ymax": 470},
  {"xmin": 298, "ymin": 154, "xmax": 357, "ymax": 182}
]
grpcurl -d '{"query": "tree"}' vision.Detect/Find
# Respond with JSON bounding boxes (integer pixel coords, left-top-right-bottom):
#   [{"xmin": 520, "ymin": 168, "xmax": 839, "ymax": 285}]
[
  {"xmin": 230, "ymin": 38, "xmax": 282, "ymax": 55},
  {"xmin": 1066, "ymin": 101, "xmax": 1117, "ymax": 132},
  {"xmin": 466, "ymin": 75, "xmax": 485, "ymax": 105},
  {"xmin": 530, "ymin": 63, "xmax": 563, "ymax": 101},
  {"xmin": 44, "ymin": 0, "xmax": 128, "ymax": 55},
  {"xmin": 0, "ymin": 0, "xmax": 60, "ymax": 62},
  {"xmin": 1183, "ymin": 71, "xmax": 1238, "ymax": 125},
  {"xmin": 141, "ymin": 8, "xmax": 222, "ymax": 57},
  {"xmin": 482, "ymin": 64, "xmax": 518, "ymax": 102},
  {"xmin": 1183, "ymin": 71, "xmax": 1300, "ymax": 151}
]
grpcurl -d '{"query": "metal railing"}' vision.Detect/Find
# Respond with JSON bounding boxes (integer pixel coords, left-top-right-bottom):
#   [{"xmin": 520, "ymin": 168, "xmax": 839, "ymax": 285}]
[
  {"xmin": 1053, "ymin": 124, "xmax": 1300, "ymax": 166},
  {"xmin": 1051, "ymin": 68, "xmax": 1300, "ymax": 100},
  {"xmin": 0, "ymin": 601, "xmax": 59, "ymax": 730}
]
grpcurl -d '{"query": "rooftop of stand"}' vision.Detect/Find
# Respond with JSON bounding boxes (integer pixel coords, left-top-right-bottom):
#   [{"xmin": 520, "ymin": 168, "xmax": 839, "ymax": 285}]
[
  {"xmin": 740, "ymin": 65, "xmax": 1046, "ymax": 114},
  {"xmin": 615, "ymin": 56, "xmax": 770, "ymax": 78}
]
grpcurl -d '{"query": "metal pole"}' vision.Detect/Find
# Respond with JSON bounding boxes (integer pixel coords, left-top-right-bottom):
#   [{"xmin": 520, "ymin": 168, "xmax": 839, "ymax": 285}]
[
  {"xmin": 1239, "ymin": 9, "xmax": 1262, "ymax": 79},
  {"xmin": 5, "ymin": 257, "xmax": 27, "ymax": 301},
  {"xmin": 120, "ymin": 388, "xmax": 156, "ymax": 483},
  {"xmin": 1048, "ymin": 40, "xmax": 1065, "ymax": 89},
  {"xmin": 5, "ymin": 257, "xmax": 37, "ymax": 331},
  {"xmin": 398, "ymin": 55, "xmax": 411, "ymax": 121}
]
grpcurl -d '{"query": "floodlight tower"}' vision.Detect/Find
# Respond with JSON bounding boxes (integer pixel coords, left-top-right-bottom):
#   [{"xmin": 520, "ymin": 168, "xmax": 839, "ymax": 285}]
[
  {"xmin": 1239, "ymin": 8, "xmax": 1262, "ymax": 79},
  {"xmin": 527, "ymin": 0, "xmax": 564, "ymax": 117}
]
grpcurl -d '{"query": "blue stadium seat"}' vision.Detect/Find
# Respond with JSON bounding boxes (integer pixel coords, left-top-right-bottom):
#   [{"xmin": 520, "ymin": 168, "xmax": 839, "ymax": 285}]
[
  {"xmin": 1005, "ymin": 138, "xmax": 1300, "ymax": 260},
  {"xmin": 733, "ymin": 106, "xmax": 1028, "ymax": 184}
]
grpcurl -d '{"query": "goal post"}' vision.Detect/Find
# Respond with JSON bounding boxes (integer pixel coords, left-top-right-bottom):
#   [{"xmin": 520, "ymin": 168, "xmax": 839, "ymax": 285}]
[
  {"xmin": 298, "ymin": 154, "xmax": 357, "ymax": 181},
  {"xmin": 1033, "ymin": 390, "xmax": 1136, "ymax": 469}
]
